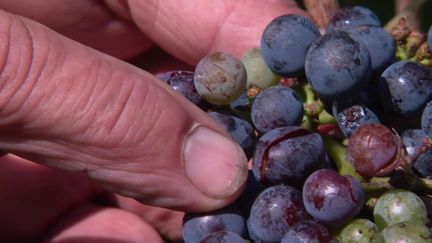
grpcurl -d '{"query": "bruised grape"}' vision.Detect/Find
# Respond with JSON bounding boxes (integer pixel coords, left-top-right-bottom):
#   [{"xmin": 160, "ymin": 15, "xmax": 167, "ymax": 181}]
[
  {"xmin": 194, "ymin": 52, "xmax": 247, "ymax": 105},
  {"xmin": 348, "ymin": 124, "xmax": 402, "ymax": 177}
]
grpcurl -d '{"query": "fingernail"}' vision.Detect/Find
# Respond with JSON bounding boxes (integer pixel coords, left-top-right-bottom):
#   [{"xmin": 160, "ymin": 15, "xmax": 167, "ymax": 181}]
[{"xmin": 183, "ymin": 126, "xmax": 248, "ymax": 198}]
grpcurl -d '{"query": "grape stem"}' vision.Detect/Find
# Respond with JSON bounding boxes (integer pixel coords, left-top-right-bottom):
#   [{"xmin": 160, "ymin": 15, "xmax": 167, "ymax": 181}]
[
  {"xmin": 322, "ymin": 135, "xmax": 362, "ymax": 180},
  {"xmin": 302, "ymin": 83, "xmax": 335, "ymax": 124}
]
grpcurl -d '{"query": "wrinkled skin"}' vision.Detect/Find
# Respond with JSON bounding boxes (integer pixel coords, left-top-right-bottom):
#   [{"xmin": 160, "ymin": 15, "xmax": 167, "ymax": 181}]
[{"xmin": 0, "ymin": 1, "xmax": 305, "ymax": 242}]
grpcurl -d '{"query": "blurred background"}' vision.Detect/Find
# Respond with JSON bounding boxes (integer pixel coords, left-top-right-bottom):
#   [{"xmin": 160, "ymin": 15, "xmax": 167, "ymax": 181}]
[{"xmin": 296, "ymin": 0, "xmax": 432, "ymax": 32}]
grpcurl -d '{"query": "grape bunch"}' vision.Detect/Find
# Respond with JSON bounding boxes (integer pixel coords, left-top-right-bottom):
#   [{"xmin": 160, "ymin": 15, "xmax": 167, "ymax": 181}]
[{"xmin": 159, "ymin": 5, "xmax": 432, "ymax": 243}]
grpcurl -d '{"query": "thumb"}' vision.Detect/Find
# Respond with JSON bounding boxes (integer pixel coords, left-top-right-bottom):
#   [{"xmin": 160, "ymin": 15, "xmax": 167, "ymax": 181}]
[{"xmin": 0, "ymin": 10, "xmax": 248, "ymax": 212}]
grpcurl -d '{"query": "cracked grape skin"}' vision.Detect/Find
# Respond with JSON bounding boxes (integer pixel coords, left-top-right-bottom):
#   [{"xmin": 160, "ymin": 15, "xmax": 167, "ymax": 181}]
[
  {"xmin": 252, "ymin": 126, "xmax": 325, "ymax": 187},
  {"xmin": 302, "ymin": 169, "xmax": 365, "ymax": 226},
  {"xmin": 332, "ymin": 102, "xmax": 381, "ymax": 138},
  {"xmin": 194, "ymin": 52, "xmax": 247, "ymax": 105},
  {"xmin": 378, "ymin": 61, "xmax": 432, "ymax": 118},
  {"xmin": 348, "ymin": 124, "xmax": 400, "ymax": 177},
  {"xmin": 305, "ymin": 31, "xmax": 372, "ymax": 102},
  {"xmin": 326, "ymin": 6, "xmax": 381, "ymax": 32},
  {"xmin": 260, "ymin": 14, "xmax": 320, "ymax": 77}
]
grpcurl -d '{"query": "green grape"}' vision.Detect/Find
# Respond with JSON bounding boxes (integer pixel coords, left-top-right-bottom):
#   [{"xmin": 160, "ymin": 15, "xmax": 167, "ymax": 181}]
[
  {"xmin": 337, "ymin": 218, "xmax": 378, "ymax": 243},
  {"xmin": 376, "ymin": 222, "xmax": 432, "ymax": 243},
  {"xmin": 194, "ymin": 52, "xmax": 247, "ymax": 105},
  {"xmin": 373, "ymin": 189, "xmax": 428, "ymax": 230},
  {"xmin": 241, "ymin": 48, "xmax": 281, "ymax": 89}
]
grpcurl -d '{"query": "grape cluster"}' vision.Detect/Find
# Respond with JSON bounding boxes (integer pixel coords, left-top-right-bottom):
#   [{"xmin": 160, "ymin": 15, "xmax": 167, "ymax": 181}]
[{"xmin": 159, "ymin": 5, "xmax": 432, "ymax": 243}]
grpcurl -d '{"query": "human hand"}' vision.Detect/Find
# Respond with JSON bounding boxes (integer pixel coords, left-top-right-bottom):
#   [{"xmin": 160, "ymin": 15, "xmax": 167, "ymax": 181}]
[{"xmin": 0, "ymin": 1, "xmax": 305, "ymax": 242}]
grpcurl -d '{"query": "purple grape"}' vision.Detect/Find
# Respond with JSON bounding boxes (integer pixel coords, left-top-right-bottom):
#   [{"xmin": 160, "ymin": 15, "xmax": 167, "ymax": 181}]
[
  {"xmin": 236, "ymin": 171, "xmax": 265, "ymax": 217},
  {"xmin": 401, "ymin": 129, "xmax": 428, "ymax": 157},
  {"xmin": 332, "ymin": 102, "xmax": 381, "ymax": 137},
  {"xmin": 326, "ymin": 6, "xmax": 381, "ymax": 32},
  {"xmin": 342, "ymin": 25, "xmax": 396, "ymax": 74},
  {"xmin": 208, "ymin": 112, "xmax": 257, "ymax": 158},
  {"xmin": 260, "ymin": 14, "xmax": 321, "ymax": 77},
  {"xmin": 302, "ymin": 169, "xmax": 365, "ymax": 226},
  {"xmin": 182, "ymin": 205, "xmax": 245, "ymax": 243},
  {"xmin": 249, "ymin": 185, "xmax": 310, "ymax": 242},
  {"xmin": 199, "ymin": 231, "xmax": 245, "ymax": 243},
  {"xmin": 281, "ymin": 220, "xmax": 333, "ymax": 243},
  {"xmin": 378, "ymin": 61, "xmax": 432, "ymax": 118},
  {"xmin": 159, "ymin": 71, "xmax": 208, "ymax": 108},
  {"xmin": 252, "ymin": 126, "xmax": 325, "ymax": 187},
  {"xmin": 421, "ymin": 100, "xmax": 432, "ymax": 137},
  {"xmin": 251, "ymin": 85, "xmax": 304, "ymax": 133},
  {"xmin": 400, "ymin": 129, "xmax": 432, "ymax": 178},
  {"xmin": 230, "ymin": 91, "xmax": 251, "ymax": 113},
  {"xmin": 305, "ymin": 31, "xmax": 372, "ymax": 102}
]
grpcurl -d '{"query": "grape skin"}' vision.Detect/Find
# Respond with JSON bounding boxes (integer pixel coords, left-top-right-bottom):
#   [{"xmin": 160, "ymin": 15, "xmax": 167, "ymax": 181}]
[
  {"xmin": 348, "ymin": 124, "xmax": 400, "ymax": 177},
  {"xmin": 252, "ymin": 126, "xmax": 325, "ymax": 186},
  {"xmin": 421, "ymin": 100, "xmax": 432, "ymax": 137},
  {"xmin": 332, "ymin": 102, "xmax": 381, "ymax": 137},
  {"xmin": 305, "ymin": 31, "xmax": 372, "ymax": 102},
  {"xmin": 260, "ymin": 14, "xmax": 321, "ymax": 77},
  {"xmin": 194, "ymin": 52, "xmax": 247, "ymax": 105},
  {"xmin": 378, "ymin": 60, "xmax": 432, "ymax": 118},
  {"xmin": 373, "ymin": 189, "xmax": 428, "ymax": 230},
  {"xmin": 159, "ymin": 71, "xmax": 207, "ymax": 107},
  {"xmin": 377, "ymin": 222, "xmax": 432, "ymax": 243},
  {"xmin": 337, "ymin": 218, "xmax": 378, "ymax": 243},
  {"xmin": 249, "ymin": 185, "xmax": 310, "ymax": 242},
  {"xmin": 342, "ymin": 25, "xmax": 396, "ymax": 74},
  {"xmin": 208, "ymin": 112, "xmax": 257, "ymax": 159},
  {"xmin": 401, "ymin": 129, "xmax": 432, "ymax": 178},
  {"xmin": 199, "ymin": 231, "xmax": 245, "ymax": 243},
  {"xmin": 326, "ymin": 6, "xmax": 381, "ymax": 32},
  {"xmin": 182, "ymin": 205, "xmax": 245, "ymax": 243},
  {"xmin": 251, "ymin": 86, "xmax": 304, "ymax": 133},
  {"xmin": 280, "ymin": 220, "xmax": 332, "ymax": 243},
  {"xmin": 241, "ymin": 48, "xmax": 281, "ymax": 89},
  {"xmin": 302, "ymin": 169, "xmax": 365, "ymax": 226}
]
